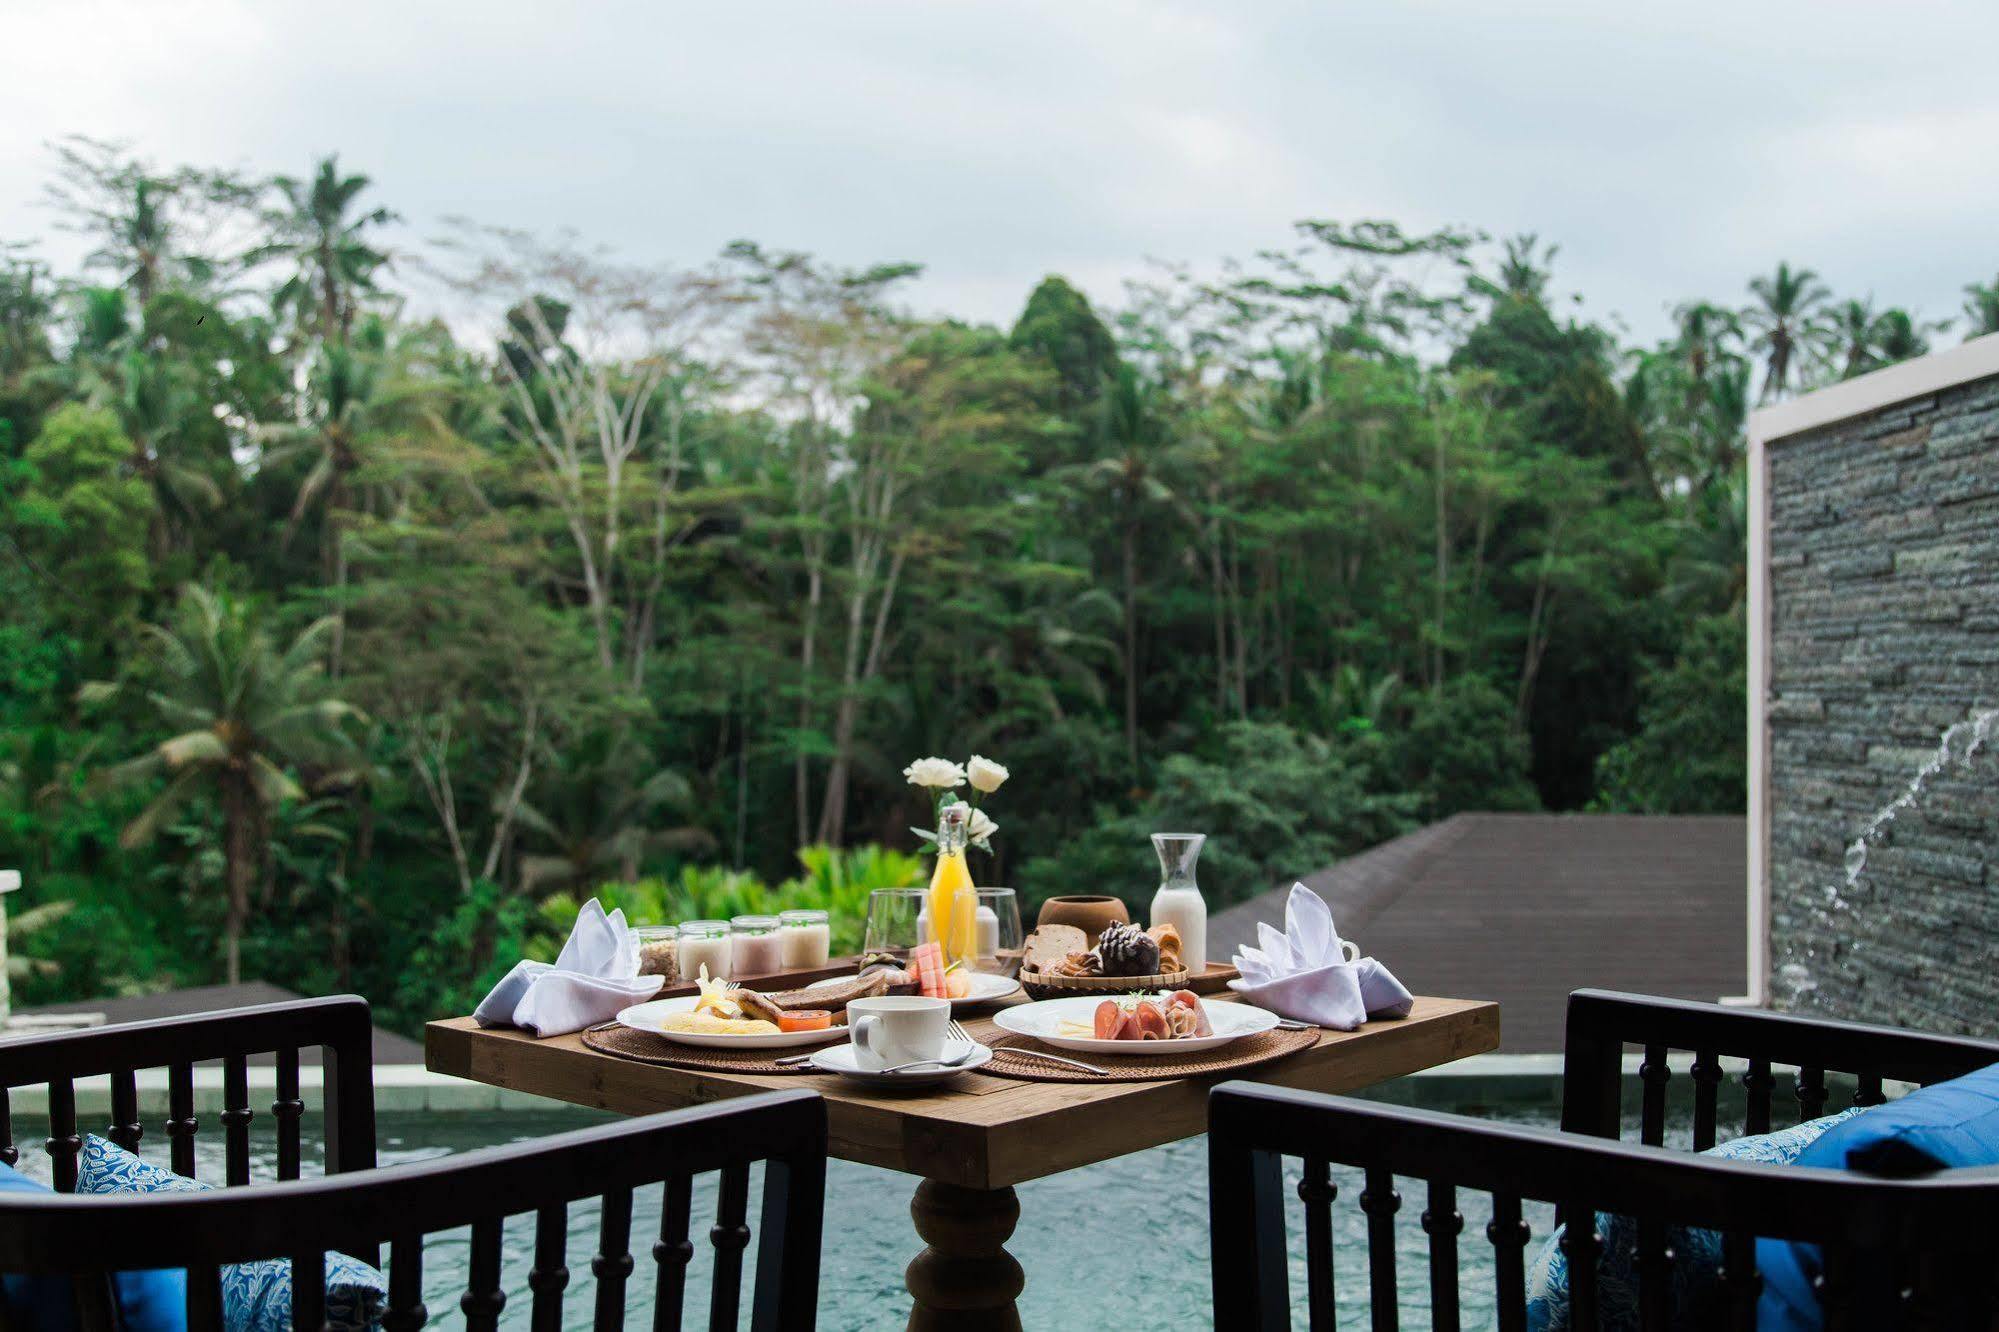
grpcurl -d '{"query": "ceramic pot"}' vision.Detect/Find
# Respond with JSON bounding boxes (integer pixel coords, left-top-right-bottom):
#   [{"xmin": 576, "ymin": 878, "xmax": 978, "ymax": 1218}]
[{"xmin": 1034, "ymin": 895, "xmax": 1131, "ymax": 946}]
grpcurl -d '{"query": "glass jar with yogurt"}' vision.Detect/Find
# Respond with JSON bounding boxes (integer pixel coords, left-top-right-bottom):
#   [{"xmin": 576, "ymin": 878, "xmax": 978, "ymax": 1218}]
[
  {"xmin": 778, "ymin": 908, "xmax": 831, "ymax": 969},
  {"xmin": 729, "ymin": 914, "xmax": 783, "ymax": 977},
  {"xmin": 677, "ymin": 919, "xmax": 731, "ymax": 983}
]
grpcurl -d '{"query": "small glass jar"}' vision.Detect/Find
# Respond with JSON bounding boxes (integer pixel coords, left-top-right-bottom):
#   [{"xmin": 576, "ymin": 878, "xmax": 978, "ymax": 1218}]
[
  {"xmin": 779, "ymin": 908, "xmax": 831, "ymax": 969},
  {"xmin": 729, "ymin": 914, "xmax": 783, "ymax": 977},
  {"xmin": 633, "ymin": 924, "xmax": 678, "ymax": 982},
  {"xmin": 676, "ymin": 919, "xmax": 732, "ymax": 983}
]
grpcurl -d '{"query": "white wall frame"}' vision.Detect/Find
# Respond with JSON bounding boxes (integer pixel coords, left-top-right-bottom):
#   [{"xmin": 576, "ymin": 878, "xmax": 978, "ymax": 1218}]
[{"xmin": 1735, "ymin": 333, "xmax": 1999, "ymax": 1007}]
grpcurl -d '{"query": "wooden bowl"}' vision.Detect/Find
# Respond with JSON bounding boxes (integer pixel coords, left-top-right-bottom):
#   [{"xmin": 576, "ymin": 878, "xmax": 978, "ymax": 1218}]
[
  {"xmin": 1034, "ymin": 895, "xmax": 1131, "ymax": 946},
  {"xmin": 1020, "ymin": 966, "xmax": 1193, "ymax": 1001}
]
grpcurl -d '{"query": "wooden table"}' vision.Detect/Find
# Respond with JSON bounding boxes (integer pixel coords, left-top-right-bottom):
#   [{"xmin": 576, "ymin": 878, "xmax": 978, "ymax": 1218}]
[{"xmin": 428, "ymin": 993, "xmax": 1498, "ymax": 1329}]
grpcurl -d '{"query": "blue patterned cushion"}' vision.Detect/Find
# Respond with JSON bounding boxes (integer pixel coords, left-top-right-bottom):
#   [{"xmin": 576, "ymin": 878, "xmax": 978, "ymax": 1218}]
[
  {"xmin": 1523, "ymin": 1108, "xmax": 1866, "ymax": 1331},
  {"xmin": 77, "ymin": 1135, "xmax": 386, "ymax": 1332},
  {"xmin": 0, "ymin": 1159, "xmax": 186, "ymax": 1330}
]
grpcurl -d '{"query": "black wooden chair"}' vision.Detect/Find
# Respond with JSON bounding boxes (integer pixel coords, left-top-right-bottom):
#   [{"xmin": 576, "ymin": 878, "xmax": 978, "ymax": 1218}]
[
  {"xmin": 0, "ymin": 995, "xmax": 826, "ymax": 1330},
  {"xmin": 1209, "ymin": 988, "xmax": 1999, "ymax": 1330}
]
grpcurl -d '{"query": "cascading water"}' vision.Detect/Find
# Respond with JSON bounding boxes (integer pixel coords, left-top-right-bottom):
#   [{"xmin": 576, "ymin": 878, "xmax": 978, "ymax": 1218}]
[{"xmin": 1776, "ymin": 707, "xmax": 1998, "ymax": 1008}]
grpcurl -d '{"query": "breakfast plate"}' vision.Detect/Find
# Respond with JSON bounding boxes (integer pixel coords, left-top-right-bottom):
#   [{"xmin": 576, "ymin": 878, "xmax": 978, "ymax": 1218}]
[
  {"xmin": 805, "ymin": 970, "xmax": 1021, "ymax": 1008},
  {"xmin": 615, "ymin": 996, "xmax": 848, "ymax": 1050},
  {"xmin": 990, "ymin": 993, "xmax": 1277, "ymax": 1056},
  {"xmin": 806, "ymin": 1038, "xmax": 994, "ymax": 1087}
]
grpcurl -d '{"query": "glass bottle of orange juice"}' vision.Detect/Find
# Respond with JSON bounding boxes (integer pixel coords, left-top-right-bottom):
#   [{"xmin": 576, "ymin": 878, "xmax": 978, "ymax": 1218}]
[{"xmin": 927, "ymin": 803, "xmax": 977, "ymax": 964}]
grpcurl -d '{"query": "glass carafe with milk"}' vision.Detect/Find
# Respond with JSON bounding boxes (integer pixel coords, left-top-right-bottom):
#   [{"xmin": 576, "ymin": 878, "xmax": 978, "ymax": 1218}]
[{"xmin": 1148, "ymin": 832, "xmax": 1208, "ymax": 973}]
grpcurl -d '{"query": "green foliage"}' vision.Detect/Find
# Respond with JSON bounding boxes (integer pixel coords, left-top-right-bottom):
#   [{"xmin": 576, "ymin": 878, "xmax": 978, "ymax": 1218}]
[
  {"xmin": 1592, "ymin": 611, "xmax": 1747, "ymax": 814},
  {"xmin": 1017, "ymin": 722, "xmax": 1421, "ymax": 915},
  {"xmin": 531, "ymin": 844, "xmax": 925, "ymax": 959},
  {"xmin": 8, "ymin": 136, "xmax": 1949, "ymax": 1032}
]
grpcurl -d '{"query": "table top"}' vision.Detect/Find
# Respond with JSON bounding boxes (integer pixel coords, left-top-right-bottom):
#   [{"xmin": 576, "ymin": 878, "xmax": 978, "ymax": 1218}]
[{"xmin": 427, "ymin": 993, "xmax": 1498, "ymax": 1190}]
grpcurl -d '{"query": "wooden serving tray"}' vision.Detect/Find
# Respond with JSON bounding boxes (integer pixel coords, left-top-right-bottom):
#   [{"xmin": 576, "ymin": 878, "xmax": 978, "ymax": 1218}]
[{"xmin": 1182, "ymin": 961, "xmax": 1241, "ymax": 995}]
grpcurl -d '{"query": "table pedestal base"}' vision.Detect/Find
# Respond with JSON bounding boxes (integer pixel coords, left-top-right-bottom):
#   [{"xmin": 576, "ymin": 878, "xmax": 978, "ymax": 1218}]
[{"xmin": 905, "ymin": 1180, "xmax": 1024, "ymax": 1331}]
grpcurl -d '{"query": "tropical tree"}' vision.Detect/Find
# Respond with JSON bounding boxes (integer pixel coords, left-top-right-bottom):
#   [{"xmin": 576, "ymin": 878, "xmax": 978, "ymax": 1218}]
[
  {"xmin": 1669, "ymin": 300, "xmax": 1742, "ymax": 391},
  {"xmin": 44, "ymin": 136, "xmax": 253, "ymax": 306},
  {"xmin": 1963, "ymin": 275, "xmax": 1999, "ymax": 339},
  {"xmin": 1743, "ymin": 262, "xmax": 1830, "ymax": 401},
  {"xmin": 86, "ymin": 586, "xmax": 362, "ymax": 983},
  {"xmin": 255, "ymin": 156, "xmax": 397, "ymax": 347},
  {"xmin": 513, "ymin": 732, "xmax": 712, "ymax": 895}
]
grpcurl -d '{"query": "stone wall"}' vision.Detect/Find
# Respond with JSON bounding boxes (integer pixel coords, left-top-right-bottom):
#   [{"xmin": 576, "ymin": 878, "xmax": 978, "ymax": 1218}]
[{"xmin": 1766, "ymin": 370, "xmax": 1999, "ymax": 1032}]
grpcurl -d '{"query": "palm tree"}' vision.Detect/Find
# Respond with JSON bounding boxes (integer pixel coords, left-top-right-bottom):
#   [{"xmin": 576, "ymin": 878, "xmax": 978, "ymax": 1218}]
[
  {"xmin": 1869, "ymin": 309, "xmax": 1934, "ymax": 365},
  {"xmin": 1670, "ymin": 301, "xmax": 1742, "ymax": 391},
  {"xmin": 86, "ymin": 586, "xmax": 362, "ymax": 983},
  {"xmin": 1830, "ymin": 298, "xmax": 1883, "ymax": 379},
  {"xmin": 256, "ymin": 156, "xmax": 396, "ymax": 347},
  {"xmin": 512, "ymin": 733, "xmax": 712, "ymax": 896},
  {"xmin": 1964, "ymin": 276, "xmax": 1999, "ymax": 339},
  {"xmin": 1743, "ymin": 263, "xmax": 1831, "ymax": 402}
]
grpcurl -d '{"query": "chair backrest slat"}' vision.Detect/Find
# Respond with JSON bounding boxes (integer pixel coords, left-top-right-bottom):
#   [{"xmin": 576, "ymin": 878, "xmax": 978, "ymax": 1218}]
[
  {"xmin": 1422, "ymin": 1179, "xmax": 1461, "ymax": 1332},
  {"xmin": 1299, "ymin": 1156, "xmax": 1337, "ymax": 1330},
  {"xmin": 167, "ymin": 1061, "xmax": 198, "ymax": 1179},
  {"xmin": 1638, "ymin": 1044, "xmax": 1669, "ymax": 1146},
  {"xmin": 1563, "ymin": 1198, "xmax": 1599, "ymax": 1330},
  {"xmin": 186, "ymin": 1262, "xmax": 225, "ymax": 1332},
  {"xmin": 1742, "ymin": 1057, "xmax": 1774, "ymax": 1135},
  {"xmin": 0, "ymin": 1089, "xmax": 15, "ymax": 1167},
  {"xmin": 707, "ymin": 1163, "xmax": 752, "ymax": 1332},
  {"xmin": 292, "ymin": 1250, "xmax": 327, "ymax": 1332},
  {"xmin": 1636, "ymin": 1214, "xmax": 1671, "ymax": 1331},
  {"xmin": 46, "ymin": 1077, "xmax": 81, "ymax": 1192},
  {"xmin": 1488, "ymin": 1193, "xmax": 1529, "ymax": 1332},
  {"xmin": 593, "ymin": 1187, "xmax": 635, "ymax": 1331},
  {"xmin": 110, "ymin": 1069, "xmax": 143, "ymax": 1153},
  {"xmin": 1690, "ymin": 1050, "xmax": 1721, "ymax": 1151},
  {"xmin": 530, "ymin": 1202, "xmax": 570, "ymax": 1332},
  {"xmin": 274, "ymin": 1046, "xmax": 304, "ymax": 1181},
  {"xmin": 1796, "ymin": 1065, "xmax": 1830, "ymax": 1123},
  {"xmin": 1855, "ymin": 1070, "xmax": 1886, "ymax": 1108},
  {"xmin": 460, "ymin": 1215, "xmax": 506, "ymax": 1332},
  {"xmin": 1720, "ymin": 1229, "xmax": 1758, "ymax": 1331},
  {"xmin": 223, "ymin": 1054, "xmax": 253, "ymax": 1188},
  {"xmin": 382, "ymin": 1234, "xmax": 428, "ymax": 1332},
  {"xmin": 653, "ymin": 1173, "xmax": 693, "ymax": 1332},
  {"xmin": 1360, "ymin": 1166, "xmax": 1399, "ymax": 1331}
]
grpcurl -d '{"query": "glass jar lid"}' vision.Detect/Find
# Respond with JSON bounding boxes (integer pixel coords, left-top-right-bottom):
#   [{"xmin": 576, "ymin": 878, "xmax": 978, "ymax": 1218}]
[
  {"xmin": 730, "ymin": 914, "xmax": 779, "ymax": 934},
  {"xmin": 779, "ymin": 909, "xmax": 828, "ymax": 926},
  {"xmin": 679, "ymin": 918, "xmax": 729, "ymax": 939}
]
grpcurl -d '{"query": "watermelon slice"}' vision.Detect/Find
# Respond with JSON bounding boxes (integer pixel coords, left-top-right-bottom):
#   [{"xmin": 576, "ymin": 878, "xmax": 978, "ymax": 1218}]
[{"xmin": 908, "ymin": 941, "xmax": 948, "ymax": 998}]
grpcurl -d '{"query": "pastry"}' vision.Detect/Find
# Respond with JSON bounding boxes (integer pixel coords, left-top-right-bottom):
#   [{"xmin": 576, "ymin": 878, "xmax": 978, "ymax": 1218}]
[
  {"xmin": 768, "ymin": 972, "xmax": 888, "ymax": 1015},
  {"xmin": 659, "ymin": 1011, "xmax": 778, "ymax": 1036},
  {"xmin": 1022, "ymin": 925, "xmax": 1088, "ymax": 975},
  {"xmin": 1095, "ymin": 921, "xmax": 1162, "ymax": 977},
  {"xmin": 1148, "ymin": 923, "xmax": 1184, "ymax": 975}
]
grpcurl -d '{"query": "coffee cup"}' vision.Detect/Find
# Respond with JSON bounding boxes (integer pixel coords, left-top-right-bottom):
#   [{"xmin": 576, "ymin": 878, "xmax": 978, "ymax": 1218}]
[
  {"xmin": 1339, "ymin": 938, "xmax": 1361, "ymax": 963},
  {"xmin": 848, "ymin": 995, "xmax": 950, "ymax": 1072}
]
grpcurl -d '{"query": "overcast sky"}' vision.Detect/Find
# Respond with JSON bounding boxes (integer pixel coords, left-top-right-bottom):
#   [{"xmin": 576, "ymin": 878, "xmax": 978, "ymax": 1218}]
[{"xmin": 3, "ymin": 0, "xmax": 1995, "ymax": 347}]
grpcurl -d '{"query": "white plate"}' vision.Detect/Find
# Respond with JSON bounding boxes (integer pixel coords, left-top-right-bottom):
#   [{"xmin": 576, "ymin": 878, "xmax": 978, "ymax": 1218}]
[
  {"xmin": 615, "ymin": 996, "xmax": 848, "ymax": 1050},
  {"xmin": 804, "ymin": 970, "xmax": 1021, "ymax": 1008},
  {"xmin": 990, "ymin": 994, "xmax": 1276, "ymax": 1055},
  {"xmin": 806, "ymin": 1038, "xmax": 993, "ymax": 1086}
]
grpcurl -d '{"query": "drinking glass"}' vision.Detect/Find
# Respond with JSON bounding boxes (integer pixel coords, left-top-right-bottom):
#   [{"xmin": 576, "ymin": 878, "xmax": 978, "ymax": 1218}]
[
  {"xmin": 973, "ymin": 887, "xmax": 1025, "ymax": 978},
  {"xmin": 862, "ymin": 887, "xmax": 927, "ymax": 961}
]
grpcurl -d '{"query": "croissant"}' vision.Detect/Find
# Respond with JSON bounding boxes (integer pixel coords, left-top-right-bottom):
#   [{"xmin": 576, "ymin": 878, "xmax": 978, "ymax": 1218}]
[{"xmin": 1148, "ymin": 922, "xmax": 1185, "ymax": 974}]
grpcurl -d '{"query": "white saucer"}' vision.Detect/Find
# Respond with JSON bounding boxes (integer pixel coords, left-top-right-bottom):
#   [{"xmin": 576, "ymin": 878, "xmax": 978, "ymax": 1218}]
[
  {"xmin": 805, "ymin": 970, "xmax": 1021, "ymax": 1008},
  {"xmin": 806, "ymin": 1039, "xmax": 993, "ymax": 1086}
]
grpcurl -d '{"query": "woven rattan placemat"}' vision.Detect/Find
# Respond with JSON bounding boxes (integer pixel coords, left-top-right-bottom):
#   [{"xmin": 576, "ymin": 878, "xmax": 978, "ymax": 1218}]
[
  {"xmin": 581, "ymin": 1024, "xmax": 819, "ymax": 1076},
  {"xmin": 974, "ymin": 1026, "xmax": 1319, "ymax": 1083}
]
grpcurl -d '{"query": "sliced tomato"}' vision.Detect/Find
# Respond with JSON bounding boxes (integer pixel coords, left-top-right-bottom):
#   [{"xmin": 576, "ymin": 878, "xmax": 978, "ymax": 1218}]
[
  {"xmin": 1131, "ymin": 1000, "xmax": 1169, "ymax": 1040},
  {"xmin": 776, "ymin": 1010, "xmax": 832, "ymax": 1032}
]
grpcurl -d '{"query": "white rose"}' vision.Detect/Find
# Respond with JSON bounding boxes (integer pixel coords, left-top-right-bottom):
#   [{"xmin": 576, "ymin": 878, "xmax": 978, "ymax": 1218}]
[
  {"xmin": 967, "ymin": 755, "xmax": 1010, "ymax": 794},
  {"xmin": 967, "ymin": 808, "xmax": 999, "ymax": 844},
  {"xmin": 903, "ymin": 757, "xmax": 967, "ymax": 789}
]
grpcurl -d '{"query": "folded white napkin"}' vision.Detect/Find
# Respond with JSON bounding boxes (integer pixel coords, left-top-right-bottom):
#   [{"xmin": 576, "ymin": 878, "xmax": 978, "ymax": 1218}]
[
  {"xmin": 1228, "ymin": 883, "xmax": 1413, "ymax": 1031},
  {"xmin": 474, "ymin": 898, "xmax": 664, "ymax": 1038}
]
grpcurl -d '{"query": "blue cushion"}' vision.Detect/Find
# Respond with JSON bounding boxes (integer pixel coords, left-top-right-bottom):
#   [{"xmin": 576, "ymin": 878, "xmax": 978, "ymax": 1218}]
[
  {"xmin": 1757, "ymin": 1064, "xmax": 1999, "ymax": 1331},
  {"xmin": 0, "ymin": 1157, "xmax": 187, "ymax": 1331},
  {"xmin": 1523, "ymin": 1108, "xmax": 1865, "ymax": 1331},
  {"xmin": 77, "ymin": 1135, "xmax": 387, "ymax": 1332}
]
